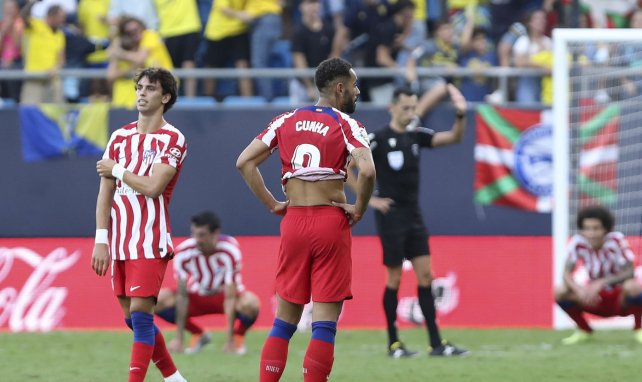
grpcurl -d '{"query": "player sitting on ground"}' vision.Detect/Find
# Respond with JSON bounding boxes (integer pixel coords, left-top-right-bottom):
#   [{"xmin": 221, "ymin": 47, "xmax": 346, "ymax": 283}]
[
  {"xmin": 555, "ymin": 205, "xmax": 642, "ymax": 345},
  {"xmin": 155, "ymin": 211, "xmax": 260, "ymax": 354}
]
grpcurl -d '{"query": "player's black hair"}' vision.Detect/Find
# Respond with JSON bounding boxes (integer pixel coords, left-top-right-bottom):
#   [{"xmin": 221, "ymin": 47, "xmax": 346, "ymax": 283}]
[
  {"xmin": 576, "ymin": 205, "xmax": 615, "ymax": 232},
  {"xmin": 315, "ymin": 57, "xmax": 353, "ymax": 94},
  {"xmin": 391, "ymin": 87, "xmax": 417, "ymax": 103},
  {"xmin": 134, "ymin": 67, "xmax": 177, "ymax": 113},
  {"xmin": 191, "ymin": 211, "xmax": 221, "ymax": 232}
]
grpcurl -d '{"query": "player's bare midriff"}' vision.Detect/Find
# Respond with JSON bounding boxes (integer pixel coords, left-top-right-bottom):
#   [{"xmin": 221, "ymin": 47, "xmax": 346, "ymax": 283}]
[{"xmin": 285, "ymin": 178, "xmax": 347, "ymax": 207}]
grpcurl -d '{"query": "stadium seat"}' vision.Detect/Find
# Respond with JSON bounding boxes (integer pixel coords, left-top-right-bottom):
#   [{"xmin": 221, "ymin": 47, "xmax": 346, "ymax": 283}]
[
  {"xmin": 222, "ymin": 96, "xmax": 268, "ymax": 107},
  {"xmin": 269, "ymin": 40, "xmax": 293, "ymax": 98},
  {"xmin": 270, "ymin": 96, "xmax": 294, "ymax": 106},
  {"xmin": 269, "ymin": 40, "xmax": 293, "ymax": 69},
  {"xmin": 174, "ymin": 96, "xmax": 217, "ymax": 108},
  {"xmin": 0, "ymin": 98, "xmax": 16, "ymax": 108}
]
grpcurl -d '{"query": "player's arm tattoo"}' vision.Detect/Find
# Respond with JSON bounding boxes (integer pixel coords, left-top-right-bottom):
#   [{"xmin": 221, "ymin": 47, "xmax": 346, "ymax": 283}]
[
  {"xmin": 603, "ymin": 262, "xmax": 634, "ymax": 286},
  {"xmin": 350, "ymin": 149, "xmax": 367, "ymax": 163}
]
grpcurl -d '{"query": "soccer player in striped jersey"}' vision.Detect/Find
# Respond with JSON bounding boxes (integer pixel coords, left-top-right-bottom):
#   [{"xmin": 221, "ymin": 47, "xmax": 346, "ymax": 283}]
[
  {"xmin": 237, "ymin": 57, "xmax": 376, "ymax": 382},
  {"xmin": 92, "ymin": 67, "xmax": 188, "ymax": 382},
  {"xmin": 155, "ymin": 211, "xmax": 260, "ymax": 355},
  {"xmin": 556, "ymin": 205, "xmax": 642, "ymax": 345}
]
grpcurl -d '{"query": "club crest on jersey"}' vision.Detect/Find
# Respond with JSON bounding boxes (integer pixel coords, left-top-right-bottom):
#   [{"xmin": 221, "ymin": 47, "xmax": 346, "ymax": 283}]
[
  {"xmin": 388, "ymin": 138, "xmax": 397, "ymax": 148},
  {"xmin": 387, "ymin": 151, "xmax": 403, "ymax": 171},
  {"xmin": 295, "ymin": 120, "xmax": 329, "ymax": 136},
  {"xmin": 142, "ymin": 149, "xmax": 157, "ymax": 165}
]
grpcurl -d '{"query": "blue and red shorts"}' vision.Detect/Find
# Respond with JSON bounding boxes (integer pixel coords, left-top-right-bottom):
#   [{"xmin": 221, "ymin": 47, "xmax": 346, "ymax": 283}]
[{"xmin": 275, "ymin": 206, "xmax": 352, "ymax": 304}]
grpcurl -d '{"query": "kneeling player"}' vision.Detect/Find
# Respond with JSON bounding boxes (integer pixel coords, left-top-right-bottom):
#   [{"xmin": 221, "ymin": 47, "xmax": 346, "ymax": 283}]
[
  {"xmin": 555, "ymin": 205, "xmax": 642, "ymax": 344},
  {"xmin": 156, "ymin": 211, "xmax": 260, "ymax": 354}
]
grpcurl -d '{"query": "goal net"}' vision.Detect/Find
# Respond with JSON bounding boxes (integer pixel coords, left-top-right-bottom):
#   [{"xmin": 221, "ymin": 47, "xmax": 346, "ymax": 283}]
[{"xmin": 553, "ymin": 28, "xmax": 642, "ymax": 328}]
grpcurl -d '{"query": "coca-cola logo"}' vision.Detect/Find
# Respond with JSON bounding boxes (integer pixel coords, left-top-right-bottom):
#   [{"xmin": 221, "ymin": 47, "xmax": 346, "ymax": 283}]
[{"xmin": 0, "ymin": 247, "xmax": 80, "ymax": 332}]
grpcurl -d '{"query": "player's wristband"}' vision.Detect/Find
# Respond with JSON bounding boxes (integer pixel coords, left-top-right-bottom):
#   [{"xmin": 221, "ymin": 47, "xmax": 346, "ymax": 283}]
[
  {"xmin": 456, "ymin": 111, "xmax": 466, "ymax": 119},
  {"xmin": 95, "ymin": 229, "xmax": 109, "ymax": 245},
  {"xmin": 111, "ymin": 163, "xmax": 126, "ymax": 181}
]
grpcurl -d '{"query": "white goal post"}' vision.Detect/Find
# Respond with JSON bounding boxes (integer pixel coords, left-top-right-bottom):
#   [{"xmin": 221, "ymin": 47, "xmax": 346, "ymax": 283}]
[{"xmin": 553, "ymin": 28, "xmax": 642, "ymax": 328}]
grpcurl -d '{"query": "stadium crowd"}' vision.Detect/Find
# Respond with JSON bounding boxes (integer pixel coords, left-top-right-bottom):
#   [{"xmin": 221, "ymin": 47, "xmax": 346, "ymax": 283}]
[{"xmin": 1, "ymin": 0, "xmax": 641, "ymax": 106}]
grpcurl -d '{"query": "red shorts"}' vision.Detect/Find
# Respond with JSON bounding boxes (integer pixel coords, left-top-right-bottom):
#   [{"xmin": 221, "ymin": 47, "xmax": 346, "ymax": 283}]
[
  {"xmin": 186, "ymin": 292, "xmax": 225, "ymax": 317},
  {"xmin": 276, "ymin": 206, "xmax": 352, "ymax": 304},
  {"xmin": 584, "ymin": 287, "xmax": 626, "ymax": 317},
  {"xmin": 112, "ymin": 259, "xmax": 169, "ymax": 298}
]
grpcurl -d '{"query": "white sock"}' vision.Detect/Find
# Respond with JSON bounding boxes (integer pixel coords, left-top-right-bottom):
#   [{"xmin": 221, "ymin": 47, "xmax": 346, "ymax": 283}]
[{"xmin": 164, "ymin": 370, "xmax": 186, "ymax": 382}]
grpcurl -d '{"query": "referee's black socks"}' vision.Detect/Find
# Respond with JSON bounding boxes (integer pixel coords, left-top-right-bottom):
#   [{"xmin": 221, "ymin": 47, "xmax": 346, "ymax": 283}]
[
  {"xmin": 418, "ymin": 285, "xmax": 442, "ymax": 348},
  {"xmin": 383, "ymin": 287, "xmax": 399, "ymax": 346}
]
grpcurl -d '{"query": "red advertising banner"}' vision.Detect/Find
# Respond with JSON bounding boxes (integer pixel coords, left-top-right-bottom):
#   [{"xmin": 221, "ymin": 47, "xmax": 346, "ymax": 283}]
[{"xmin": 0, "ymin": 236, "xmax": 552, "ymax": 332}]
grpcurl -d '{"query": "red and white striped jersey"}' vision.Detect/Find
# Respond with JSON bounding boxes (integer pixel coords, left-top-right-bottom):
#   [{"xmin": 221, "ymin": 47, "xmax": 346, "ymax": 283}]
[
  {"xmin": 173, "ymin": 234, "xmax": 244, "ymax": 296},
  {"xmin": 103, "ymin": 121, "xmax": 187, "ymax": 260},
  {"xmin": 567, "ymin": 232, "xmax": 635, "ymax": 281},
  {"xmin": 256, "ymin": 106, "xmax": 369, "ymax": 185}
]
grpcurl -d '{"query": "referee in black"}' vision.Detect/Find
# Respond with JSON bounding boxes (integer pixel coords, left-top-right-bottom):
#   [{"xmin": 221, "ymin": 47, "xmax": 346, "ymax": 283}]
[{"xmin": 348, "ymin": 85, "xmax": 469, "ymax": 358}]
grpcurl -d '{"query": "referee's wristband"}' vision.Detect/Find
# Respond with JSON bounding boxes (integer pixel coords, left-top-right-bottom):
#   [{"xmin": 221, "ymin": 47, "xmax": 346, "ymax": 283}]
[
  {"xmin": 95, "ymin": 229, "xmax": 109, "ymax": 245},
  {"xmin": 111, "ymin": 163, "xmax": 126, "ymax": 181}
]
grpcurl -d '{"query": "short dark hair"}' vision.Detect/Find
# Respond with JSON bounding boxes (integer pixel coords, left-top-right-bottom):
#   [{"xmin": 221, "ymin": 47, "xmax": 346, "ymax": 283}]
[
  {"xmin": 191, "ymin": 211, "xmax": 221, "ymax": 232},
  {"xmin": 134, "ymin": 67, "xmax": 177, "ymax": 113},
  {"xmin": 118, "ymin": 16, "xmax": 146, "ymax": 35},
  {"xmin": 577, "ymin": 205, "xmax": 614, "ymax": 232},
  {"xmin": 315, "ymin": 58, "xmax": 352, "ymax": 93},
  {"xmin": 47, "ymin": 5, "xmax": 63, "ymax": 17},
  {"xmin": 391, "ymin": 87, "xmax": 416, "ymax": 102},
  {"xmin": 472, "ymin": 27, "xmax": 488, "ymax": 40},
  {"xmin": 389, "ymin": 0, "xmax": 415, "ymax": 16}
]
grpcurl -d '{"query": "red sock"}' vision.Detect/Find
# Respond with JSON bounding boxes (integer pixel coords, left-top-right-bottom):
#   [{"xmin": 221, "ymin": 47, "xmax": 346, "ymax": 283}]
[
  {"xmin": 565, "ymin": 306, "xmax": 593, "ymax": 333},
  {"xmin": 234, "ymin": 319, "xmax": 249, "ymax": 336},
  {"xmin": 303, "ymin": 339, "xmax": 334, "ymax": 382},
  {"xmin": 260, "ymin": 336, "xmax": 289, "ymax": 382},
  {"xmin": 129, "ymin": 342, "xmax": 154, "ymax": 382},
  {"xmin": 626, "ymin": 305, "xmax": 642, "ymax": 330},
  {"xmin": 152, "ymin": 331, "xmax": 177, "ymax": 377},
  {"xmin": 185, "ymin": 319, "xmax": 203, "ymax": 335}
]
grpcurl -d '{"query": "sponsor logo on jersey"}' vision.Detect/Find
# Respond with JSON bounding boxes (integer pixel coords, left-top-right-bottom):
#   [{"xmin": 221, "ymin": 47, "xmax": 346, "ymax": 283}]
[
  {"xmin": 513, "ymin": 123, "xmax": 552, "ymax": 197},
  {"xmin": 168, "ymin": 147, "xmax": 182, "ymax": 159},
  {"xmin": 295, "ymin": 120, "xmax": 329, "ymax": 136}
]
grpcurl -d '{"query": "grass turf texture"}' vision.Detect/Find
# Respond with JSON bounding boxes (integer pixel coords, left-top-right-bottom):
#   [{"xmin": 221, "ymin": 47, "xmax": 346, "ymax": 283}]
[{"xmin": 2, "ymin": 328, "xmax": 641, "ymax": 381}]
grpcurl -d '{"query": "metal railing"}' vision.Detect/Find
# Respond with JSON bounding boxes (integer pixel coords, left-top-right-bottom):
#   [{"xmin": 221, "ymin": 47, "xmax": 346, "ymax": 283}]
[{"xmin": 0, "ymin": 66, "xmax": 555, "ymax": 104}]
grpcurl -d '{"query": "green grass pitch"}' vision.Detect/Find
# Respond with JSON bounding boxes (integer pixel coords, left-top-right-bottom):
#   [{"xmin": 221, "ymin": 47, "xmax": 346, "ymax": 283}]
[{"xmin": 2, "ymin": 328, "xmax": 641, "ymax": 381}]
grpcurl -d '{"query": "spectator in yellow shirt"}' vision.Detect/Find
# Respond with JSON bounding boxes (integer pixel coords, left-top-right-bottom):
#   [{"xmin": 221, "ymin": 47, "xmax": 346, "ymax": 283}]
[
  {"xmin": 155, "ymin": 0, "xmax": 202, "ymax": 97},
  {"xmin": 20, "ymin": 1, "xmax": 66, "ymax": 104},
  {"xmin": 204, "ymin": 0, "xmax": 253, "ymax": 99},
  {"xmin": 107, "ymin": 17, "xmax": 174, "ymax": 108}
]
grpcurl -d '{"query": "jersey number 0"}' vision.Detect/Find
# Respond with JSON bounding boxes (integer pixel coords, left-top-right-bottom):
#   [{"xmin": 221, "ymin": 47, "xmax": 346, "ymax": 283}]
[{"xmin": 291, "ymin": 144, "xmax": 321, "ymax": 169}]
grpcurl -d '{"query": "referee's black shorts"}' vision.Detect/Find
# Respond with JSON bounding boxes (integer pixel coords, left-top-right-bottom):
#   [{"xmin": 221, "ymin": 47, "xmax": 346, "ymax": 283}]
[{"xmin": 374, "ymin": 204, "xmax": 430, "ymax": 267}]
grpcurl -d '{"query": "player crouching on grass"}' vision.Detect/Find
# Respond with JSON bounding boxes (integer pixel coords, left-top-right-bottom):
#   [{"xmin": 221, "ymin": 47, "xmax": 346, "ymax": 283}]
[
  {"xmin": 155, "ymin": 211, "xmax": 260, "ymax": 355},
  {"xmin": 555, "ymin": 205, "xmax": 642, "ymax": 345}
]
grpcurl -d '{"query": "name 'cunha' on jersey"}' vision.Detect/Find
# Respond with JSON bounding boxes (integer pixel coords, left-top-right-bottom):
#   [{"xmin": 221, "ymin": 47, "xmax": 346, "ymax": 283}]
[{"xmin": 295, "ymin": 120, "xmax": 330, "ymax": 136}]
